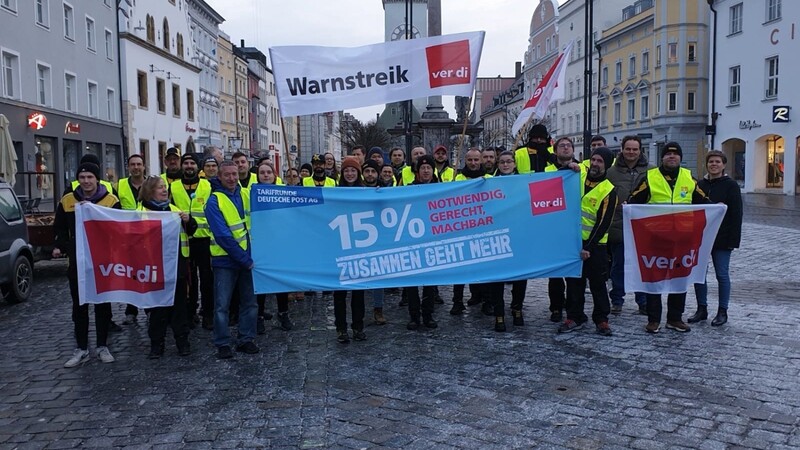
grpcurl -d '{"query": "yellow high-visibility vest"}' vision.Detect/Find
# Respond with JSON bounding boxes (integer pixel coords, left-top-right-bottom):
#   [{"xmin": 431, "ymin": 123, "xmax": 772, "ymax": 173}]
[
  {"xmin": 647, "ymin": 167, "xmax": 694, "ymax": 204},
  {"xmin": 137, "ymin": 203, "xmax": 190, "ymax": 257},
  {"xmin": 170, "ymin": 179, "xmax": 212, "ymax": 238},
  {"xmin": 207, "ymin": 192, "xmax": 248, "ymax": 257}
]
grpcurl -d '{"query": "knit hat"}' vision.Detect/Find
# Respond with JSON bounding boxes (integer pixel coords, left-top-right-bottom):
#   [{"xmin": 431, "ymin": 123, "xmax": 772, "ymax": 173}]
[
  {"xmin": 367, "ymin": 147, "xmax": 384, "ymax": 161},
  {"xmin": 76, "ymin": 162, "xmax": 101, "ymax": 181},
  {"xmin": 362, "ymin": 160, "xmax": 381, "ymax": 174},
  {"xmin": 79, "ymin": 153, "xmax": 101, "ymax": 166},
  {"xmin": 203, "ymin": 156, "xmax": 217, "ymax": 166},
  {"xmin": 181, "ymin": 153, "xmax": 198, "ymax": 165},
  {"xmin": 662, "ymin": 141, "xmax": 683, "ymax": 159},
  {"xmin": 590, "ymin": 146, "xmax": 614, "ymax": 171},
  {"xmin": 340, "ymin": 156, "xmax": 362, "ymax": 174},
  {"xmin": 528, "ymin": 124, "xmax": 549, "ymax": 141},
  {"xmin": 415, "ymin": 154, "xmax": 436, "ymax": 172},
  {"xmin": 300, "ymin": 163, "xmax": 313, "ymax": 173}
]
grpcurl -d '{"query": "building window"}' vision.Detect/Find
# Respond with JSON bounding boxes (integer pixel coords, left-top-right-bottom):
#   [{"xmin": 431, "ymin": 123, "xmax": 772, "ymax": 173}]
[
  {"xmin": 176, "ymin": 33, "xmax": 184, "ymax": 58},
  {"xmin": 601, "ymin": 66, "xmax": 608, "ymax": 87},
  {"xmin": 627, "ymin": 98, "xmax": 635, "ymax": 121},
  {"xmin": 156, "ymin": 78, "xmax": 165, "ymax": 113},
  {"xmin": 65, "ymin": 72, "xmax": 76, "ymax": 111},
  {"xmin": 667, "ymin": 43, "xmax": 677, "ymax": 63},
  {"xmin": 642, "ymin": 51, "xmax": 649, "ymax": 73},
  {"xmin": 656, "ymin": 92, "xmax": 661, "ymax": 114},
  {"xmin": 87, "ymin": 81, "xmax": 98, "ymax": 117},
  {"xmin": 36, "ymin": 63, "xmax": 51, "ymax": 106},
  {"xmin": 765, "ymin": 56, "xmax": 779, "ymax": 98},
  {"xmin": 104, "ymin": 29, "xmax": 113, "ymax": 59},
  {"xmin": 629, "ymin": 56, "xmax": 636, "ymax": 78},
  {"xmin": 655, "ymin": 45, "xmax": 661, "ymax": 66},
  {"xmin": 63, "ymin": 1, "xmax": 74, "ymax": 40},
  {"xmin": 1, "ymin": 51, "xmax": 19, "ymax": 99},
  {"xmin": 576, "ymin": 79, "xmax": 581, "ymax": 97},
  {"xmin": 615, "ymin": 61, "xmax": 622, "ymax": 83},
  {"xmin": 613, "ymin": 101, "xmax": 621, "ymax": 124},
  {"xmin": 1, "ymin": 0, "xmax": 17, "ymax": 13},
  {"xmin": 187, "ymin": 89, "xmax": 194, "ymax": 120},
  {"xmin": 172, "ymin": 83, "xmax": 180, "ymax": 116},
  {"xmin": 667, "ymin": 92, "xmax": 677, "ymax": 112},
  {"xmin": 641, "ymin": 95, "xmax": 649, "ymax": 119},
  {"xmin": 569, "ymin": 81, "xmax": 574, "ymax": 100},
  {"xmin": 146, "ymin": 14, "xmax": 154, "ymax": 43},
  {"xmin": 729, "ymin": 65, "xmax": 741, "ymax": 105},
  {"xmin": 729, "ymin": 3, "xmax": 743, "ymax": 35},
  {"xmin": 687, "ymin": 43, "xmax": 696, "ymax": 62},
  {"xmin": 137, "ymin": 70, "xmax": 147, "ymax": 108},
  {"xmin": 35, "ymin": 0, "xmax": 50, "ymax": 28},
  {"xmin": 85, "ymin": 16, "xmax": 96, "ymax": 51},
  {"xmin": 766, "ymin": 0, "xmax": 781, "ymax": 22},
  {"xmin": 162, "ymin": 18, "xmax": 170, "ymax": 51},
  {"xmin": 106, "ymin": 87, "xmax": 115, "ymax": 121},
  {"xmin": 687, "ymin": 91, "xmax": 696, "ymax": 111},
  {"xmin": 600, "ymin": 105, "xmax": 607, "ymax": 127}
]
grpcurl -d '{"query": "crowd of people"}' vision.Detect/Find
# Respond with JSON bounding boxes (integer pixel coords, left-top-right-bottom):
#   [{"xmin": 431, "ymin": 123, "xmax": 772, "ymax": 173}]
[{"xmin": 53, "ymin": 123, "xmax": 742, "ymax": 366}]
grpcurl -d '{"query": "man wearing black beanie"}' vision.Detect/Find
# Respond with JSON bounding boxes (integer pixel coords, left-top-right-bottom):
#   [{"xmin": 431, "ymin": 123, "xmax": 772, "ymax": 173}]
[
  {"xmin": 628, "ymin": 141, "xmax": 710, "ymax": 334},
  {"xmin": 514, "ymin": 123, "xmax": 555, "ymax": 174}
]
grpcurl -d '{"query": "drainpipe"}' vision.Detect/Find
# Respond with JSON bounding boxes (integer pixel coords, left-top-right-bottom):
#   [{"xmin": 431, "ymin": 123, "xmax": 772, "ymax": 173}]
[{"xmin": 707, "ymin": 0, "xmax": 718, "ymax": 151}]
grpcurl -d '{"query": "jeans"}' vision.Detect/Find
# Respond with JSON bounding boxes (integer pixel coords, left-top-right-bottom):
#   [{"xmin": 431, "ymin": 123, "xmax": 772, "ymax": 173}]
[
  {"xmin": 371, "ymin": 289, "xmax": 384, "ymax": 308},
  {"xmin": 565, "ymin": 245, "xmax": 611, "ymax": 324},
  {"xmin": 694, "ymin": 249, "xmax": 732, "ymax": 310},
  {"xmin": 213, "ymin": 267, "xmax": 257, "ymax": 348},
  {"xmin": 609, "ymin": 242, "xmax": 646, "ymax": 307}
]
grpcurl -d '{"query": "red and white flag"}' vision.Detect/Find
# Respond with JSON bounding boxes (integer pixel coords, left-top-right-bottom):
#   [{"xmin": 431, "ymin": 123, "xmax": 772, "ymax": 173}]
[
  {"xmin": 623, "ymin": 204, "xmax": 727, "ymax": 294},
  {"xmin": 511, "ymin": 39, "xmax": 574, "ymax": 137},
  {"xmin": 76, "ymin": 203, "xmax": 181, "ymax": 307}
]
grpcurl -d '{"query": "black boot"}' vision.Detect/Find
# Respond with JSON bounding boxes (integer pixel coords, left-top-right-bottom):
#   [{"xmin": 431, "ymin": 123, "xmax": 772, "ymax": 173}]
[
  {"xmin": 176, "ymin": 336, "xmax": 191, "ymax": 356},
  {"xmin": 449, "ymin": 301, "xmax": 465, "ymax": 315},
  {"xmin": 422, "ymin": 315, "xmax": 438, "ymax": 329},
  {"xmin": 711, "ymin": 307, "xmax": 727, "ymax": 326},
  {"xmin": 687, "ymin": 305, "xmax": 708, "ymax": 323},
  {"xmin": 407, "ymin": 317, "xmax": 420, "ymax": 330},
  {"xmin": 148, "ymin": 341, "xmax": 164, "ymax": 359},
  {"xmin": 494, "ymin": 316, "xmax": 506, "ymax": 332}
]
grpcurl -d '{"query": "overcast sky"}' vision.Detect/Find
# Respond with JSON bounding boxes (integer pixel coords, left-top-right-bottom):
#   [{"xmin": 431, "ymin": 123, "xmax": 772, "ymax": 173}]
[{"xmin": 209, "ymin": 0, "xmax": 568, "ymax": 122}]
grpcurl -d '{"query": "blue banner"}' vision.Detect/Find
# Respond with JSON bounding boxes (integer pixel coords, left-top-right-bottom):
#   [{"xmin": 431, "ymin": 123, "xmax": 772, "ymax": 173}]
[{"xmin": 251, "ymin": 171, "xmax": 582, "ymax": 293}]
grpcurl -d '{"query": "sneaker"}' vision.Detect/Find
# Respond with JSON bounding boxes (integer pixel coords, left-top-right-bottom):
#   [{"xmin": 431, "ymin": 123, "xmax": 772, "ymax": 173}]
[
  {"xmin": 511, "ymin": 309, "xmax": 524, "ymax": 326},
  {"xmin": 96, "ymin": 346, "xmax": 115, "ymax": 363},
  {"xmin": 108, "ymin": 321, "xmax": 122, "ymax": 332},
  {"xmin": 352, "ymin": 329, "xmax": 367, "ymax": 341},
  {"xmin": 557, "ymin": 319, "xmax": 584, "ymax": 333},
  {"xmin": 494, "ymin": 316, "xmax": 506, "ymax": 332},
  {"xmin": 217, "ymin": 345, "xmax": 234, "ymax": 359},
  {"xmin": 256, "ymin": 316, "xmax": 266, "ymax": 335},
  {"xmin": 610, "ymin": 305, "xmax": 623, "ymax": 314},
  {"xmin": 596, "ymin": 322, "xmax": 613, "ymax": 336},
  {"xmin": 550, "ymin": 310, "xmax": 563, "ymax": 323},
  {"xmin": 277, "ymin": 312, "xmax": 293, "ymax": 331},
  {"xmin": 645, "ymin": 322, "xmax": 660, "ymax": 334},
  {"xmin": 176, "ymin": 337, "xmax": 191, "ymax": 357},
  {"xmin": 666, "ymin": 320, "xmax": 691, "ymax": 333},
  {"xmin": 122, "ymin": 314, "xmax": 137, "ymax": 325},
  {"xmin": 64, "ymin": 349, "xmax": 90, "ymax": 368},
  {"xmin": 449, "ymin": 302, "xmax": 466, "ymax": 315},
  {"xmin": 236, "ymin": 342, "xmax": 260, "ymax": 354},
  {"xmin": 336, "ymin": 330, "xmax": 350, "ymax": 344}
]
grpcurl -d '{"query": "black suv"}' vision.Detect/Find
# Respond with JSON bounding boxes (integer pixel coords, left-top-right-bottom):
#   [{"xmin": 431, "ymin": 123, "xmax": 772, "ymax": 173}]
[{"xmin": 0, "ymin": 179, "xmax": 33, "ymax": 302}]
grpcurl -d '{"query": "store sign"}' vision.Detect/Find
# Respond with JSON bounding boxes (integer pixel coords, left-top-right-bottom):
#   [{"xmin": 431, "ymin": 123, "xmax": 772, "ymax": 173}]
[
  {"xmin": 739, "ymin": 120, "xmax": 762, "ymax": 130},
  {"xmin": 27, "ymin": 112, "xmax": 47, "ymax": 130},
  {"xmin": 773, "ymin": 106, "xmax": 791, "ymax": 123},
  {"xmin": 185, "ymin": 123, "xmax": 196, "ymax": 133},
  {"xmin": 65, "ymin": 121, "xmax": 81, "ymax": 134}
]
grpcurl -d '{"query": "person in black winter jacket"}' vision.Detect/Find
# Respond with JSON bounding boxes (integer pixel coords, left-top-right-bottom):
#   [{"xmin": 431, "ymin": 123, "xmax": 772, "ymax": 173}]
[{"xmin": 689, "ymin": 150, "xmax": 742, "ymax": 326}]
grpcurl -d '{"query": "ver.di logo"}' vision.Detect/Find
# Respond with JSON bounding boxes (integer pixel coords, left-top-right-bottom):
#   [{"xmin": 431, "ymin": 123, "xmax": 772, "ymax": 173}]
[
  {"xmin": 425, "ymin": 40, "xmax": 471, "ymax": 88},
  {"xmin": 632, "ymin": 210, "xmax": 706, "ymax": 282}
]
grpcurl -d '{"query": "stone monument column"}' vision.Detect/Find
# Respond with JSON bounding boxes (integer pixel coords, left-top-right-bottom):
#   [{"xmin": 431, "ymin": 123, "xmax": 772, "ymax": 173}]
[{"xmin": 419, "ymin": 0, "xmax": 454, "ymax": 153}]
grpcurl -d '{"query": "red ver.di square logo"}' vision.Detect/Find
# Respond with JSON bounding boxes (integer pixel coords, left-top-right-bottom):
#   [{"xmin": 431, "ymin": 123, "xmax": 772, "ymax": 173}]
[
  {"xmin": 425, "ymin": 40, "xmax": 471, "ymax": 88},
  {"xmin": 632, "ymin": 210, "xmax": 706, "ymax": 282},
  {"xmin": 528, "ymin": 177, "xmax": 566, "ymax": 216},
  {"xmin": 84, "ymin": 220, "xmax": 165, "ymax": 293}
]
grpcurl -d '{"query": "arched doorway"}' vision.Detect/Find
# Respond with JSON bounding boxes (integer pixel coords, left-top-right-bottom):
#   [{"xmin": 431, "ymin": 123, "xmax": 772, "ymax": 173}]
[
  {"xmin": 765, "ymin": 135, "xmax": 785, "ymax": 188},
  {"xmin": 721, "ymin": 138, "xmax": 745, "ymax": 183}
]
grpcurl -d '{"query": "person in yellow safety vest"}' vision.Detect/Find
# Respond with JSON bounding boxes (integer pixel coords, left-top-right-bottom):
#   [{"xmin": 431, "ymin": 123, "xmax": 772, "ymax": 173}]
[
  {"xmin": 543, "ymin": 137, "xmax": 585, "ymax": 323},
  {"xmin": 432, "ymin": 145, "xmax": 455, "ymax": 182},
  {"xmin": 379, "ymin": 164, "xmax": 398, "ymax": 187},
  {"xmin": 116, "ymin": 154, "xmax": 147, "ymax": 326},
  {"xmin": 201, "ymin": 156, "xmax": 218, "ymax": 179},
  {"xmin": 68, "ymin": 153, "xmax": 116, "ymax": 196},
  {"xmin": 389, "ymin": 147, "xmax": 406, "ymax": 181},
  {"xmin": 449, "ymin": 148, "xmax": 493, "ymax": 320},
  {"xmin": 205, "ymin": 161, "xmax": 259, "ymax": 359},
  {"xmin": 580, "ymin": 135, "xmax": 610, "ymax": 170},
  {"xmin": 299, "ymin": 163, "xmax": 313, "ymax": 182},
  {"xmin": 136, "ymin": 176, "xmax": 196, "ymax": 359},
  {"xmin": 515, "ymin": 123, "xmax": 555, "ymax": 174},
  {"xmin": 161, "ymin": 147, "xmax": 182, "ymax": 186},
  {"xmin": 170, "ymin": 153, "xmax": 215, "ymax": 330},
  {"xmin": 481, "ymin": 147, "xmax": 498, "ymax": 176},
  {"xmin": 231, "ymin": 151, "xmax": 255, "ymax": 188},
  {"xmin": 558, "ymin": 147, "xmax": 618, "ymax": 337},
  {"xmin": 303, "ymin": 154, "xmax": 337, "ymax": 187},
  {"xmin": 399, "ymin": 147, "xmax": 427, "ymax": 186},
  {"xmin": 249, "ymin": 156, "xmax": 283, "ymax": 185},
  {"xmin": 628, "ymin": 141, "xmax": 710, "ymax": 335}
]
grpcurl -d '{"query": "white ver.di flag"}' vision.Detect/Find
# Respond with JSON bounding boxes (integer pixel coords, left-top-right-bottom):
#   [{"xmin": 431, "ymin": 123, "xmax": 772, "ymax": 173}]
[
  {"xmin": 623, "ymin": 204, "xmax": 727, "ymax": 294},
  {"xmin": 76, "ymin": 203, "xmax": 181, "ymax": 308},
  {"xmin": 511, "ymin": 39, "xmax": 573, "ymax": 137},
  {"xmin": 270, "ymin": 31, "xmax": 485, "ymax": 117}
]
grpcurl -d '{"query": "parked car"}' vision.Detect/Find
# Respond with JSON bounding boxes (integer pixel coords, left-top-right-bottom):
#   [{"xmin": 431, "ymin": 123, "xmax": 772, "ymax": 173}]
[{"xmin": 0, "ymin": 179, "xmax": 34, "ymax": 302}]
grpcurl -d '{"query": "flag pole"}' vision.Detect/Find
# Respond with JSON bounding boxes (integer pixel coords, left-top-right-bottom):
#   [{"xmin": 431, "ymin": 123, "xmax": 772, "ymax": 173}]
[
  {"xmin": 454, "ymin": 91, "xmax": 476, "ymax": 169},
  {"xmin": 280, "ymin": 117, "xmax": 292, "ymax": 175}
]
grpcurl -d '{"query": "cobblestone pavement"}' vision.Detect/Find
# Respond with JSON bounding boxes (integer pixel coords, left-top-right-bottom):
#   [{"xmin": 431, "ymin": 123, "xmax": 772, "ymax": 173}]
[{"xmin": 1, "ymin": 207, "xmax": 798, "ymax": 449}]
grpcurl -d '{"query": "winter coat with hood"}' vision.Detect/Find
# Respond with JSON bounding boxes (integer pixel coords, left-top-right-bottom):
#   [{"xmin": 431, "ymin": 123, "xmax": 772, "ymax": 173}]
[
  {"xmin": 697, "ymin": 174, "xmax": 742, "ymax": 249},
  {"xmin": 606, "ymin": 152, "xmax": 654, "ymax": 244}
]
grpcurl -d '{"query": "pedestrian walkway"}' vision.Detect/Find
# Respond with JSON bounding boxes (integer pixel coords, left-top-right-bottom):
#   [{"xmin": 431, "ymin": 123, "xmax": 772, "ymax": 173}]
[{"xmin": 0, "ymin": 222, "xmax": 797, "ymax": 448}]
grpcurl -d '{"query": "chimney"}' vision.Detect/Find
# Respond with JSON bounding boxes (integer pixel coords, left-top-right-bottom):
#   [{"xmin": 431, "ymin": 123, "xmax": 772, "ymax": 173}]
[
  {"xmin": 240, "ymin": 39, "xmax": 245, "ymax": 48},
  {"xmin": 515, "ymin": 61, "xmax": 522, "ymax": 79}
]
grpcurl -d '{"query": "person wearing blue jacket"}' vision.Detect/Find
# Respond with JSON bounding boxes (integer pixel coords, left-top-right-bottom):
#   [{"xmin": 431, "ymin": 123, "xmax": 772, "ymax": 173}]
[{"xmin": 205, "ymin": 161, "xmax": 259, "ymax": 359}]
